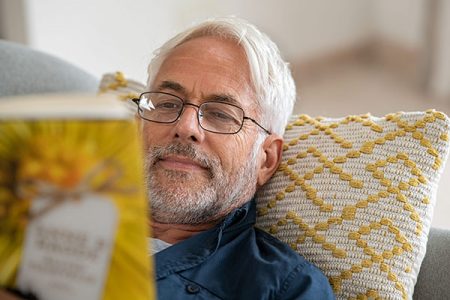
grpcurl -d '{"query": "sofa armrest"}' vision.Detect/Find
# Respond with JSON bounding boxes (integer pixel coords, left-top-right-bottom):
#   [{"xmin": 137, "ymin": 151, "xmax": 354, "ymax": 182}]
[
  {"xmin": 0, "ymin": 39, "xmax": 98, "ymax": 97},
  {"xmin": 413, "ymin": 227, "xmax": 450, "ymax": 299}
]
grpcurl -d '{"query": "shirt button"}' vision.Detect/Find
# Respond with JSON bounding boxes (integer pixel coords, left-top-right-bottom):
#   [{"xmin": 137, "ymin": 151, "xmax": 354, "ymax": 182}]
[{"xmin": 186, "ymin": 284, "xmax": 200, "ymax": 294}]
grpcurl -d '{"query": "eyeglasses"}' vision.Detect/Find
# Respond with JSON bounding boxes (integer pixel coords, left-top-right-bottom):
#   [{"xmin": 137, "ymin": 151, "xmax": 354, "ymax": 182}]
[{"xmin": 132, "ymin": 92, "xmax": 271, "ymax": 135}]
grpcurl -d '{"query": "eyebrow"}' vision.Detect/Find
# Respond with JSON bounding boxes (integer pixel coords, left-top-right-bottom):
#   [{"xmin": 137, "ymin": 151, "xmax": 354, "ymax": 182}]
[
  {"xmin": 205, "ymin": 94, "xmax": 241, "ymax": 107},
  {"xmin": 156, "ymin": 80, "xmax": 241, "ymax": 107},
  {"xmin": 157, "ymin": 80, "xmax": 186, "ymax": 94}
]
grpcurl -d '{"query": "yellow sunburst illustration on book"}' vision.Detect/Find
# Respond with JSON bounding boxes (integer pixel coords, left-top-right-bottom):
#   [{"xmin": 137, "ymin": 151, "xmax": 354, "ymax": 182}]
[{"xmin": 0, "ymin": 119, "xmax": 154, "ymax": 299}]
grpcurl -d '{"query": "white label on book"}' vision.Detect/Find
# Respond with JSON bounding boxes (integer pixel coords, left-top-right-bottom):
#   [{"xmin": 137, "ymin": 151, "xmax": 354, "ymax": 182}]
[{"xmin": 17, "ymin": 193, "xmax": 118, "ymax": 300}]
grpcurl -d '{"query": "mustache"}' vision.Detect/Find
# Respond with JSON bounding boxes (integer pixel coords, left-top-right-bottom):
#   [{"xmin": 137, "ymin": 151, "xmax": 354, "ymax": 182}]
[{"xmin": 147, "ymin": 143, "xmax": 220, "ymax": 177}]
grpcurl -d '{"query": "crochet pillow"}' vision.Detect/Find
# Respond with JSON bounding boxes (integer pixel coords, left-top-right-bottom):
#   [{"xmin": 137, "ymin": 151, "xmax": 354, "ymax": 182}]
[{"xmin": 256, "ymin": 111, "xmax": 450, "ymax": 300}]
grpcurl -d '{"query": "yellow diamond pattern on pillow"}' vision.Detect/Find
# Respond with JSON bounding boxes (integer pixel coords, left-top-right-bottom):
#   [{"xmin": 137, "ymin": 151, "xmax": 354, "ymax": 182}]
[{"xmin": 256, "ymin": 111, "xmax": 450, "ymax": 300}]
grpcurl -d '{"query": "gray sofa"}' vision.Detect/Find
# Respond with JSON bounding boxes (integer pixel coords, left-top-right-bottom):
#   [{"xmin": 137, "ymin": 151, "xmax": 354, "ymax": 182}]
[
  {"xmin": 0, "ymin": 39, "xmax": 98, "ymax": 97},
  {"xmin": 1, "ymin": 39, "xmax": 448, "ymax": 299},
  {"xmin": 413, "ymin": 227, "xmax": 450, "ymax": 299}
]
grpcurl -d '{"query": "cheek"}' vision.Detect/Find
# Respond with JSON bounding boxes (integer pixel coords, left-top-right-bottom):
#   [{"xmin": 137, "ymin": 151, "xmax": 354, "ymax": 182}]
[
  {"xmin": 214, "ymin": 135, "xmax": 254, "ymax": 172},
  {"xmin": 141, "ymin": 124, "xmax": 152, "ymax": 151},
  {"xmin": 142, "ymin": 123, "xmax": 168, "ymax": 151}
]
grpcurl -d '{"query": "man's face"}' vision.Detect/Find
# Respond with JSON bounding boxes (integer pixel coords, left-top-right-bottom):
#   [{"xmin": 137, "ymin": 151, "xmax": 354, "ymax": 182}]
[{"xmin": 142, "ymin": 36, "xmax": 264, "ymax": 224}]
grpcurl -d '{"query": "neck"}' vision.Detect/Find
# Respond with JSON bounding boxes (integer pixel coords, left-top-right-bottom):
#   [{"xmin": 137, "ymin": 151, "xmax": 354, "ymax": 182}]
[{"xmin": 150, "ymin": 220, "xmax": 219, "ymax": 244}]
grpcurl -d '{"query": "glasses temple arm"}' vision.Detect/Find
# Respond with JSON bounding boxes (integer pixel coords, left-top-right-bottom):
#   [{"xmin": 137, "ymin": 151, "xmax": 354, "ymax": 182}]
[{"xmin": 244, "ymin": 117, "xmax": 271, "ymax": 135}]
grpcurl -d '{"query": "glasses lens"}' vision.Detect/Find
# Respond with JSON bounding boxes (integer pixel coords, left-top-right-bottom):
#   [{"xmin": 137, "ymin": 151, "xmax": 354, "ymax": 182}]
[
  {"xmin": 139, "ymin": 93, "xmax": 183, "ymax": 123},
  {"xmin": 199, "ymin": 102, "xmax": 244, "ymax": 134}
]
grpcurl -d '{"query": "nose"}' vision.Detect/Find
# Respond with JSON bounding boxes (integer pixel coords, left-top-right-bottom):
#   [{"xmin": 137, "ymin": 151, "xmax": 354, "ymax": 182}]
[{"xmin": 172, "ymin": 104, "xmax": 205, "ymax": 143}]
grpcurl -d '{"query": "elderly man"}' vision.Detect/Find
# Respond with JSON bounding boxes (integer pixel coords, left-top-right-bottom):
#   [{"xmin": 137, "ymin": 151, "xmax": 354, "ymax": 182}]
[{"xmin": 133, "ymin": 17, "xmax": 334, "ymax": 299}]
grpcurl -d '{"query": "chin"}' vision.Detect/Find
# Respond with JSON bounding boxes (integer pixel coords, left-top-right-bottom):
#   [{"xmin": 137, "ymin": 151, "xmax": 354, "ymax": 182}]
[{"xmin": 156, "ymin": 168, "xmax": 210, "ymax": 184}]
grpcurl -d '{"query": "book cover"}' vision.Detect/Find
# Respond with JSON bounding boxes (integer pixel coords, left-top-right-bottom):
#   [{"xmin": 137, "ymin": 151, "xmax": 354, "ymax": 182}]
[{"xmin": 0, "ymin": 94, "xmax": 154, "ymax": 299}]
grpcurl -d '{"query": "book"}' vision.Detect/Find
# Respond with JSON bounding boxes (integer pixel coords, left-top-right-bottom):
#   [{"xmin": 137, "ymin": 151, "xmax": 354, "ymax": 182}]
[{"xmin": 0, "ymin": 93, "xmax": 155, "ymax": 300}]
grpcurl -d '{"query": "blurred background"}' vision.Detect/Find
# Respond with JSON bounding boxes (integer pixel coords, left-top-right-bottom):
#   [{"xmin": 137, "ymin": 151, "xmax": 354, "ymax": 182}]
[{"xmin": 1, "ymin": 0, "xmax": 449, "ymax": 229}]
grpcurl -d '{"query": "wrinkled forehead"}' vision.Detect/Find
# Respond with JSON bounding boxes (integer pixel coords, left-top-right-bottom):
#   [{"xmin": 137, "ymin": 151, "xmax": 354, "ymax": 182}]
[{"xmin": 152, "ymin": 36, "xmax": 258, "ymax": 111}]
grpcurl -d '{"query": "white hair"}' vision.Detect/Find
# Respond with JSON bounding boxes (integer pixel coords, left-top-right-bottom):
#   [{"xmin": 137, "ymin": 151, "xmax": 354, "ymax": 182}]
[{"xmin": 146, "ymin": 17, "xmax": 296, "ymax": 136}]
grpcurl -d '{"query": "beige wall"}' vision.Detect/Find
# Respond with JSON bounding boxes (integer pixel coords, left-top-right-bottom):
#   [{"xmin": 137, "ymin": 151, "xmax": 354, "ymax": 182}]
[
  {"xmin": 21, "ymin": 0, "xmax": 373, "ymax": 82},
  {"xmin": 237, "ymin": 0, "xmax": 371, "ymax": 60},
  {"xmin": 369, "ymin": 0, "xmax": 425, "ymax": 47},
  {"xmin": 0, "ymin": 0, "xmax": 28, "ymax": 43},
  {"xmin": 430, "ymin": 0, "xmax": 450, "ymax": 98}
]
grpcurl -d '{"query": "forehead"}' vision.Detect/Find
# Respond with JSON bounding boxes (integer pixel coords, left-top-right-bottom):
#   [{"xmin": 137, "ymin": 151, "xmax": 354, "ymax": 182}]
[{"xmin": 152, "ymin": 36, "xmax": 256, "ymax": 108}]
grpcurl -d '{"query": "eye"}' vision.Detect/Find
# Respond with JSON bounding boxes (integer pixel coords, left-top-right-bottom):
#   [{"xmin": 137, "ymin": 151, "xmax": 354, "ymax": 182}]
[
  {"xmin": 201, "ymin": 104, "xmax": 242, "ymax": 125},
  {"xmin": 155, "ymin": 99, "xmax": 182, "ymax": 110},
  {"xmin": 207, "ymin": 110, "xmax": 234, "ymax": 121}
]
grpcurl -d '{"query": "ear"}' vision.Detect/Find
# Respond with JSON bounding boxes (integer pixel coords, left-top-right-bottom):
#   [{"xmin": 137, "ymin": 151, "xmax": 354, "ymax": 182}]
[{"xmin": 257, "ymin": 134, "xmax": 283, "ymax": 187}]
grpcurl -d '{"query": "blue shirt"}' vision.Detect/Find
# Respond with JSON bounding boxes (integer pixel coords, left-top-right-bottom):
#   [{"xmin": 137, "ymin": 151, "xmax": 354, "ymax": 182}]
[{"xmin": 155, "ymin": 200, "xmax": 335, "ymax": 299}]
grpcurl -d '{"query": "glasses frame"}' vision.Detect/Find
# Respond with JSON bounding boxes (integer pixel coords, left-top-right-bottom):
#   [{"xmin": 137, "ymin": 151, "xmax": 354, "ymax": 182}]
[{"xmin": 132, "ymin": 92, "xmax": 271, "ymax": 135}]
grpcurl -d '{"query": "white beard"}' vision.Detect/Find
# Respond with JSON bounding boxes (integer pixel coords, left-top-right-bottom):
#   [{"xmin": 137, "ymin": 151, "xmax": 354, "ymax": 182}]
[{"xmin": 145, "ymin": 137, "xmax": 262, "ymax": 224}]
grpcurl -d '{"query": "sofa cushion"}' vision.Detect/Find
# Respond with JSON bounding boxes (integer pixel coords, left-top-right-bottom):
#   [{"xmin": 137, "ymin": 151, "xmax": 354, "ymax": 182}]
[
  {"xmin": 256, "ymin": 112, "xmax": 450, "ymax": 299},
  {"xmin": 413, "ymin": 227, "xmax": 450, "ymax": 299}
]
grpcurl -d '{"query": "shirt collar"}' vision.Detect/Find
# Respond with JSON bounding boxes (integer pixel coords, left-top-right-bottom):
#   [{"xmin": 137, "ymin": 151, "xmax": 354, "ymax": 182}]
[
  {"xmin": 154, "ymin": 199, "xmax": 256, "ymax": 279},
  {"xmin": 219, "ymin": 199, "xmax": 255, "ymax": 231}
]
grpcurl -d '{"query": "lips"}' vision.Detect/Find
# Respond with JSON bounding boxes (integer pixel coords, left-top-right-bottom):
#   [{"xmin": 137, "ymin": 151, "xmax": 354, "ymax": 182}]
[{"xmin": 158, "ymin": 155, "xmax": 208, "ymax": 172}]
